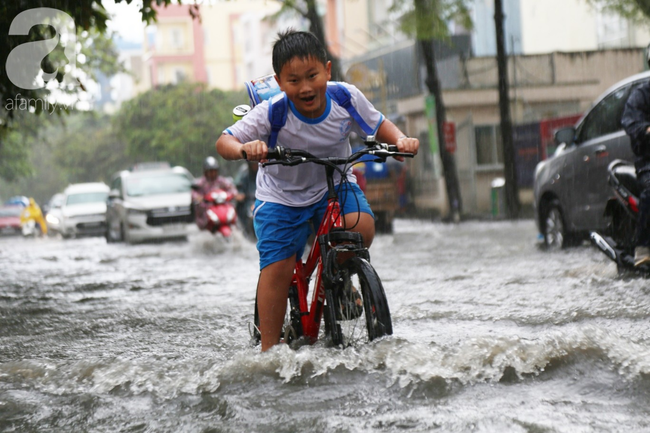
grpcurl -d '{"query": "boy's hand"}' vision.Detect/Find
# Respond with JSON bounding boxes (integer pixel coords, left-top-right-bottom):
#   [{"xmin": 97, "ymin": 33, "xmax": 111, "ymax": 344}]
[
  {"xmin": 394, "ymin": 136, "xmax": 419, "ymax": 161},
  {"xmin": 241, "ymin": 140, "xmax": 268, "ymax": 161},
  {"xmin": 397, "ymin": 136, "xmax": 419, "ymax": 154}
]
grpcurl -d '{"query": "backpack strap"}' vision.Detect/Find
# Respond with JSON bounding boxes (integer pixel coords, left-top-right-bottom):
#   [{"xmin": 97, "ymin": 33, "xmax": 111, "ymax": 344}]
[
  {"xmin": 267, "ymin": 92, "xmax": 288, "ymax": 149},
  {"xmin": 327, "ymin": 82, "xmax": 374, "ymax": 135},
  {"xmin": 265, "ymin": 82, "xmax": 374, "ymax": 148}
]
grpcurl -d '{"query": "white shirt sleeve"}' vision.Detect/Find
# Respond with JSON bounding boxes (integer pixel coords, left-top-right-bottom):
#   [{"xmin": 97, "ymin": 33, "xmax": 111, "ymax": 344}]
[{"xmin": 224, "ymin": 100, "xmax": 272, "ymax": 144}]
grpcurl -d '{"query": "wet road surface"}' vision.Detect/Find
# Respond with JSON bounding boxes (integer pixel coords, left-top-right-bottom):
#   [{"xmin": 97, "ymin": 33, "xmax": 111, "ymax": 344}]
[{"xmin": 2, "ymin": 219, "xmax": 650, "ymax": 432}]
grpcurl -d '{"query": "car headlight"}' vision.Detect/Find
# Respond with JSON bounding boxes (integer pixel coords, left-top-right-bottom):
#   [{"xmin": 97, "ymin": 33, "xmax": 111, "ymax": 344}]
[{"xmin": 46, "ymin": 214, "xmax": 59, "ymax": 225}]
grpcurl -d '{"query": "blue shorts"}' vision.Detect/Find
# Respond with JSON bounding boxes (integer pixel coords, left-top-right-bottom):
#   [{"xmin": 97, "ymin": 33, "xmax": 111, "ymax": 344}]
[{"xmin": 253, "ymin": 182, "xmax": 374, "ymax": 270}]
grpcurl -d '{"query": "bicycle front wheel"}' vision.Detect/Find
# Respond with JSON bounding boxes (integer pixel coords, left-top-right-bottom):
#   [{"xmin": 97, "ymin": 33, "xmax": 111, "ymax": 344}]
[{"xmin": 326, "ymin": 256, "xmax": 392, "ymax": 347}]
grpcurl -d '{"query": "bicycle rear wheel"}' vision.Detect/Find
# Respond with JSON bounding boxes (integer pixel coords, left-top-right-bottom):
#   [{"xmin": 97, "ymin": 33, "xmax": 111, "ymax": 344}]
[{"xmin": 325, "ymin": 256, "xmax": 392, "ymax": 347}]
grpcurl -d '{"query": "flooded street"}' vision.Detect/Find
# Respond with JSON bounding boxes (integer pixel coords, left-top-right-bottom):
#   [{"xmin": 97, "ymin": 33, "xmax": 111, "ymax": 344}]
[{"xmin": 2, "ymin": 219, "xmax": 650, "ymax": 432}]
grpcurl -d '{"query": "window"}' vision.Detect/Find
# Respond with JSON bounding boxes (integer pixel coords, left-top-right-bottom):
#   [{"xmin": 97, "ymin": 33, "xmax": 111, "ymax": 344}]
[
  {"xmin": 475, "ymin": 125, "xmax": 504, "ymax": 166},
  {"xmin": 577, "ymin": 85, "xmax": 630, "ymax": 143},
  {"xmin": 125, "ymin": 173, "xmax": 191, "ymax": 197},
  {"xmin": 157, "ymin": 67, "xmax": 165, "ymax": 85},
  {"xmin": 171, "ymin": 68, "xmax": 186, "ymax": 84},
  {"xmin": 170, "ymin": 28, "xmax": 183, "ymax": 49},
  {"xmin": 66, "ymin": 192, "xmax": 109, "ymax": 206}
]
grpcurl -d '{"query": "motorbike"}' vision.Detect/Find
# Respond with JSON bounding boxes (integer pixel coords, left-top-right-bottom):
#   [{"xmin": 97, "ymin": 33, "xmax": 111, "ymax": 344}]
[
  {"xmin": 192, "ymin": 186, "xmax": 238, "ymax": 239},
  {"xmin": 590, "ymin": 159, "xmax": 650, "ymax": 273}
]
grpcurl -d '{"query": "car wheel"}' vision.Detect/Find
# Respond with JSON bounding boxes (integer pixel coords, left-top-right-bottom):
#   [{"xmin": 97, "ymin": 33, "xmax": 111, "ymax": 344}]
[{"xmin": 543, "ymin": 200, "xmax": 569, "ymax": 250}]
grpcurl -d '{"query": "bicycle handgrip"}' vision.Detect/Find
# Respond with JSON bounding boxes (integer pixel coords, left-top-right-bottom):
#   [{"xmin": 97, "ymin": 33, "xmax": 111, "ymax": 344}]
[{"xmin": 266, "ymin": 146, "xmax": 283, "ymax": 160}]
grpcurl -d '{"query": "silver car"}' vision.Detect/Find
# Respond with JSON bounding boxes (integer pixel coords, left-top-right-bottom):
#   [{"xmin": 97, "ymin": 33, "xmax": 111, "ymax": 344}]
[
  {"xmin": 45, "ymin": 183, "xmax": 110, "ymax": 238},
  {"xmin": 533, "ymin": 71, "xmax": 650, "ymax": 249},
  {"xmin": 105, "ymin": 163, "xmax": 197, "ymax": 244}
]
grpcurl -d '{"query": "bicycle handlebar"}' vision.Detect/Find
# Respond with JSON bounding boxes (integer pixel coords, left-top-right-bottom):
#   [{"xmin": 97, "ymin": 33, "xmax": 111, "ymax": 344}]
[{"xmin": 260, "ymin": 135, "xmax": 414, "ymax": 168}]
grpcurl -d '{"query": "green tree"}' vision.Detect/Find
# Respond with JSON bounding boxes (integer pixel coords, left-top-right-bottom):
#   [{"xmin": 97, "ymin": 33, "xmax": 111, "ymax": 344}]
[
  {"xmin": 113, "ymin": 83, "xmax": 247, "ymax": 177},
  {"xmin": 392, "ymin": 0, "xmax": 472, "ymax": 221},
  {"xmin": 585, "ymin": 0, "xmax": 650, "ymax": 18},
  {"xmin": 50, "ymin": 111, "xmax": 132, "ymax": 184},
  {"xmin": 0, "ymin": 0, "xmax": 197, "ymax": 162},
  {"xmin": 0, "ymin": 111, "xmax": 129, "ymax": 204},
  {"xmin": 0, "ymin": 109, "xmax": 48, "ymax": 183}
]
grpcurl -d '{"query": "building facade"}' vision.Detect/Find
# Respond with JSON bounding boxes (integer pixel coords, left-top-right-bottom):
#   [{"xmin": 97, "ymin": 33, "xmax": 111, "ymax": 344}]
[
  {"xmin": 117, "ymin": 0, "xmax": 650, "ymax": 217},
  {"xmin": 472, "ymin": 0, "xmax": 650, "ymax": 56}
]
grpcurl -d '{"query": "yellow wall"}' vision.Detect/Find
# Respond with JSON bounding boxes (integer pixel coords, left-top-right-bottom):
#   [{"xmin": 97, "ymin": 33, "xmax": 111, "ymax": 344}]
[{"xmin": 201, "ymin": 1, "xmax": 281, "ymax": 90}]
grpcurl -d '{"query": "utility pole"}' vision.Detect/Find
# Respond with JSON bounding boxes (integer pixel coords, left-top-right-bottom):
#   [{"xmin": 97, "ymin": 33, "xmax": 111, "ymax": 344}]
[{"xmin": 494, "ymin": 0, "xmax": 520, "ymax": 218}]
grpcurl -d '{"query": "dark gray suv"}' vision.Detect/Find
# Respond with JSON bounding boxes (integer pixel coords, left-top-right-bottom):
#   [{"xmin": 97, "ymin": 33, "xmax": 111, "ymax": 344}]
[{"xmin": 534, "ymin": 71, "xmax": 650, "ymax": 249}]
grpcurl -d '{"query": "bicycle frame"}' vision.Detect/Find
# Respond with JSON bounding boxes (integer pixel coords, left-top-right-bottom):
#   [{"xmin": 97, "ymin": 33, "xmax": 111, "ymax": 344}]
[
  {"xmin": 254, "ymin": 139, "xmax": 413, "ymax": 347},
  {"xmin": 293, "ymin": 165, "xmax": 344, "ymax": 342}
]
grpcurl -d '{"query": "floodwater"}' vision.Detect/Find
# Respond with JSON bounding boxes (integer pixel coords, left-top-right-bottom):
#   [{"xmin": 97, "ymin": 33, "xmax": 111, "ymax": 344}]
[{"xmin": 2, "ymin": 219, "xmax": 650, "ymax": 432}]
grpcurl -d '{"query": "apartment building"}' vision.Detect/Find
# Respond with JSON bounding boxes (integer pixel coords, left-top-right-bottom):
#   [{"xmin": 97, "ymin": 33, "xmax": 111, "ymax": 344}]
[
  {"xmin": 134, "ymin": 0, "xmax": 392, "ymax": 93},
  {"xmin": 136, "ymin": 4, "xmax": 206, "ymax": 93}
]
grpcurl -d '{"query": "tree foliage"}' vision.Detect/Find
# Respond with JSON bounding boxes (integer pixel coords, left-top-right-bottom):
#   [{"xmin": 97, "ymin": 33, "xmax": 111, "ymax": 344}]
[
  {"xmin": 391, "ymin": 0, "xmax": 473, "ymax": 40},
  {"xmin": 50, "ymin": 111, "xmax": 131, "ymax": 183},
  {"xmin": 0, "ymin": 83, "xmax": 246, "ymax": 203},
  {"xmin": 0, "ymin": 0, "xmax": 196, "ymax": 134},
  {"xmin": 585, "ymin": 0, "xmax": 650, "ymax": 20},
  {"xmin": 113, "ymin": 83, "xmax": 247, "ymax": 177},
  {"xmin": 266, "ymin": 0, "xmax": 344, "ymax": 80},
  {"xmin": 0, "ymin": 0, "xmax": 199, "ymax": 183}
]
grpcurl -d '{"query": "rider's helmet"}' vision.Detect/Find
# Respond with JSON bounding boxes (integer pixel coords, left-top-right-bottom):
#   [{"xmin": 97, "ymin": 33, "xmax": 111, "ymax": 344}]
[{"xmin": 203, "ymin": 156, "xmax": 219, "ymax": 172}]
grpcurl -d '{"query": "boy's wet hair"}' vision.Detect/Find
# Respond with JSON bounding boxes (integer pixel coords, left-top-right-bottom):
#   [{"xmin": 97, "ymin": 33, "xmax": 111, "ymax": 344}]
[{"xmin": 272, "ymin": 29, "xmax": 328, "ymax": 75}]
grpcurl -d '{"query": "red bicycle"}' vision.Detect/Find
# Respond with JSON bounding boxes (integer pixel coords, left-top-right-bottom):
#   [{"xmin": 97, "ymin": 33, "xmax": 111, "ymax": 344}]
[{"xmin": 251, "ymin": 136, "xmax": 414, "ymax": 348}]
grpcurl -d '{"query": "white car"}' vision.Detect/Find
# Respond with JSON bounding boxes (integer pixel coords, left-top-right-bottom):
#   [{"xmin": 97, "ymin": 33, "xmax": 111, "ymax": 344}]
[
  {"xmin": 105, "ymin": 163, "xmax": 197, "ymax": 244},
  {"xmin": 46, "ymin": 183, "xmax": 110, "ymax": 238}
]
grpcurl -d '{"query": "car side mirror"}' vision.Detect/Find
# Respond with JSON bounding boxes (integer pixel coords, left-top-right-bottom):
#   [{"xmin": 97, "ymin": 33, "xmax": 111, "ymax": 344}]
[
  {"xmin": 108, "ymin": 189, "xmax": 121, "ymax": 199},
  {"xmin": 554, "ymin": 126, "xmax": 576, "ymax": 146},
  {"xmin": 191, "ymin": 182, "xmax": 200, "ymax": 191}
]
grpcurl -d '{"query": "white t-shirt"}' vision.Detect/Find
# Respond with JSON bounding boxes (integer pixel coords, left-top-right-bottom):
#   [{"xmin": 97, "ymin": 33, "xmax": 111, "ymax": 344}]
[{"xmin": 224, "ymin": 82, "xmax": 384, "ymax": 207}]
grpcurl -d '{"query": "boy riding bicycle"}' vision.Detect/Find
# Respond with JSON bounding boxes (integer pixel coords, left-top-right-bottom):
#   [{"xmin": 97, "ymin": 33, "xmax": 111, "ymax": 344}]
[{"xmin": 216, "ymin": 29, "xmax": 419, "ymax": 352}]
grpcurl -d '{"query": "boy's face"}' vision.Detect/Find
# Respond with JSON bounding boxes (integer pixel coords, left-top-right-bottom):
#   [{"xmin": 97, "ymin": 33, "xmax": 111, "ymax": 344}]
[{"xmin": 275, "ymin": 56, "xmax": 331, "ymax": 118}]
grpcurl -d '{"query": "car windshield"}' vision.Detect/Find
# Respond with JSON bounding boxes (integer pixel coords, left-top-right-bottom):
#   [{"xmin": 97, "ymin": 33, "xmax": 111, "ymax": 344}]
[
  {"xmin": 125, "ymin": 173, "xmax": 191, "ymax": 197},
  {"xmin": 66, "ymin": 192, "xmax": 109, "ymax": 206},
  {"xmin": 0, "ymin": 207, "xmax": 22, "ymax": 217}
]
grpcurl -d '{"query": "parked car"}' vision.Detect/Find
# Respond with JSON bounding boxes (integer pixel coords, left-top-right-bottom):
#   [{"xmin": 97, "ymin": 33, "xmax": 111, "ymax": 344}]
[
  {"xmin": 4, "ymin": 196, "xmax": 29, "ymax": 207},
  {"xmin": 0, "ymin": 205, "xmax": 23, "ymax": 236},
  {"xmin": 105, "ymin": 162, "xmax": 196, "ymax": 244},
  {"xmin": 42, "ymin": 193, "xmax": 65, "ymax": 215},
  {"xmin": 46, "ymin": 183, "xmax": 110, "ymax": 238},
  {"xmin": 533, "ymin": 70, "xmax": 650, "ymax": 249}
]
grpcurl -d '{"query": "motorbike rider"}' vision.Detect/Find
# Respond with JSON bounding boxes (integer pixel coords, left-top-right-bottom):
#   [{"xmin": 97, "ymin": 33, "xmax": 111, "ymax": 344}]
[
  {"xmin": 20, "ymin": 197, "xmax": 47, "ymax": 236},
  {"xmin": 621, "ymin": 42, "xmax": 650, "ymax": 266},
  {"xmin": 193, "ymin": 156, "xmax": 239, "ymax": 230}
]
